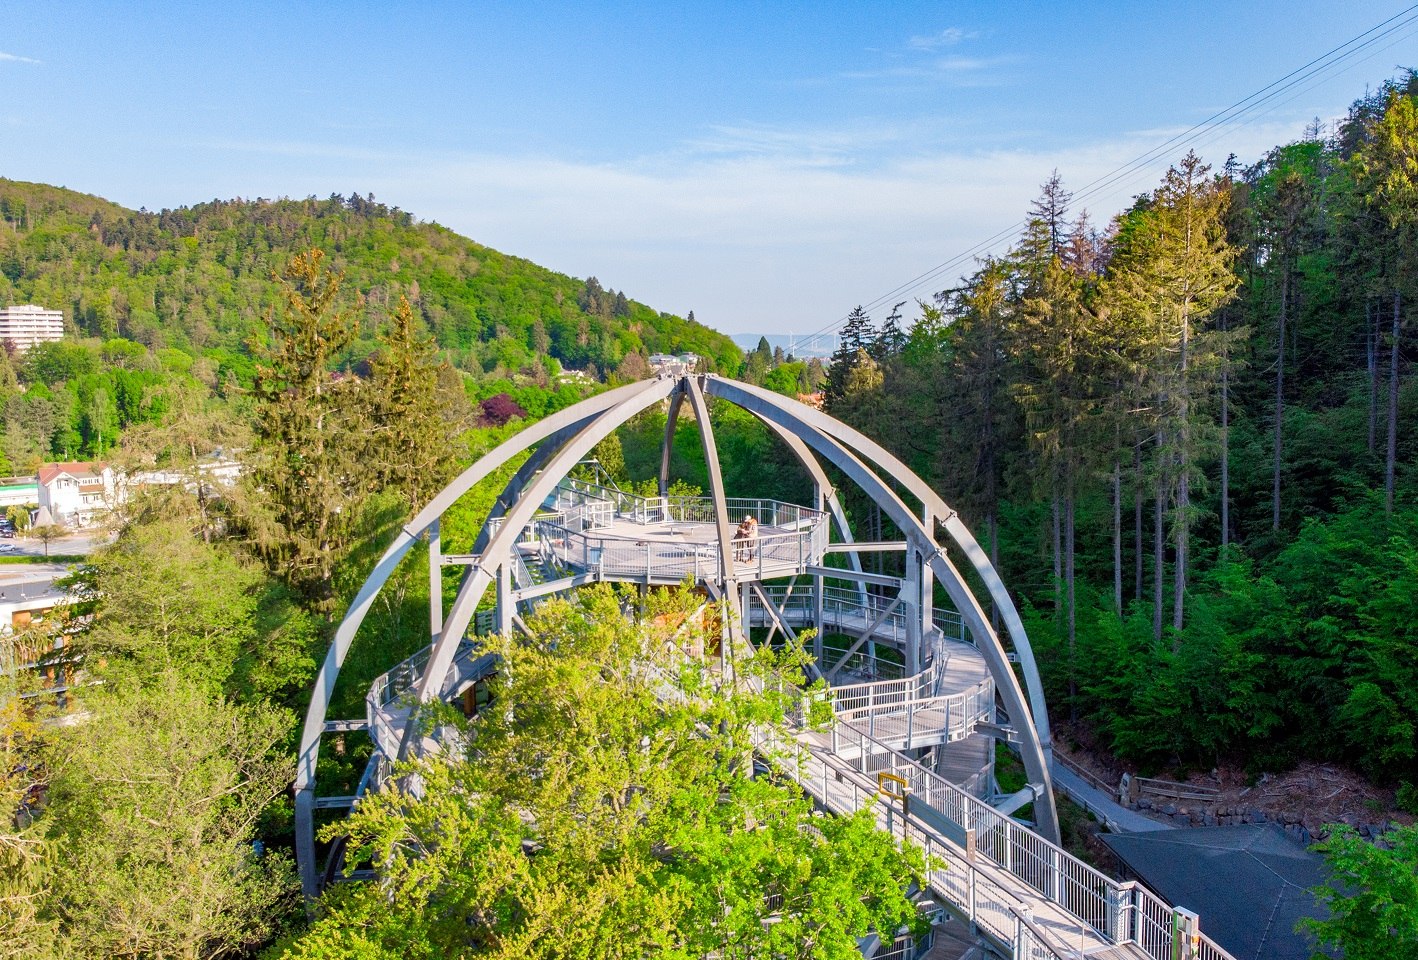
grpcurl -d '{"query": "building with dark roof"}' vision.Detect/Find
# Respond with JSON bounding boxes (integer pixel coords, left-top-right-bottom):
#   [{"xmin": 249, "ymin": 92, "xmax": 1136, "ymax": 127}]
[{"xmin": 1101, "ymin": 824, "xmax": 1331, "ymax": 960}]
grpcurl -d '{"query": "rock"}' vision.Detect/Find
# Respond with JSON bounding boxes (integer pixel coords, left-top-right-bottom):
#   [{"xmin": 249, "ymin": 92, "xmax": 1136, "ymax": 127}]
[{"xmin": 1162, "ymin": 804, "xmax": 1178, "ymax": 817}]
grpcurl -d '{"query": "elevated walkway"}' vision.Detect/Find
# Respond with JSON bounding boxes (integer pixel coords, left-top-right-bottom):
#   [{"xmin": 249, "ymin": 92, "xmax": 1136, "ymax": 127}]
[
  {"xmin": 827, "ymin": 658, "xmax": 993, "ymax": 752},
  {"xmin": 535, "ymin": 481, "xmax": 830, "ymax": 584},
  {"xmin": 768, "ymin": 726, "xmax": 1220, "ymax": 960}
]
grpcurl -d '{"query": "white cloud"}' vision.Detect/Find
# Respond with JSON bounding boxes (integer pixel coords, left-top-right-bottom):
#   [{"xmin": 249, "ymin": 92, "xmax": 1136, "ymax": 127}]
[
  {"xmin": 0, "ymin": 52, "xmax": 41, "ymax": 64},
  {"xmin": 325, "ymin": 117, "xmax": 1303, "ymax": 335},
  {"xmin": 908, "ymin": 28, "xmax": 976, "ymax": 51},
  {"xmin": 162, "ymin": 114, "xmax": 1318, "ymax": 338}
]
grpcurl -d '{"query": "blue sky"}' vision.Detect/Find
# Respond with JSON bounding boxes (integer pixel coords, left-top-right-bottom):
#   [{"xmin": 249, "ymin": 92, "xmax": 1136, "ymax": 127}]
[{"xmin": 3, "ymin": 2, "xmax": 1416, "ymax": 339}]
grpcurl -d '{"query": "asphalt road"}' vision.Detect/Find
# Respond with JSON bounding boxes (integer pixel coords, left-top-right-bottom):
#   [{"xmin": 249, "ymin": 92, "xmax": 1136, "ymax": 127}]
[{"xmin": 0, "ymin": 527, "xmax": 109, "ymax": 572}]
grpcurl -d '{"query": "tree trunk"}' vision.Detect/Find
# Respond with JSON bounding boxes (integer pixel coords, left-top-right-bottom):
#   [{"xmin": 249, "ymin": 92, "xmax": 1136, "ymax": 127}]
[
  {"xmin": 1367, "ymin": 298, "xmax": 1378, "ymax": 454},
  {"xmin": 1387, "ymin": 290, "xmax": 1401, "ymax": 515},
  {"xmin": 1173, "ymin": 469, "xmax": 1188, "ymax": 642},
  {"xmin": 1153, "ymin": 482, "xmax": 1165, "ymax": 644},
  {"xmin": 1220, "ymin": 363, "xmax": 1230, "ymax": 550},
  {"xmin": 1112, "ymin": 461, "xmax": 1123, "ymax": 611},
  {"xmin": 1221, "ymin": 314, "xmax": 1230, "ymax": 551},
  {"xmin": 1066, "ymin": 493, "xmax": 1077, "ymax": 723},
  {"xmin": 1051, "ymin": 494, "xmax": 1062, "ymax": 622},
  {"xmin": 1273, "ymin": 271, "xmax": 1287, "ymax": 531},
  {"xmin": 1134, "ymin": 445, "xmax": 1144, "ymax": 603}
]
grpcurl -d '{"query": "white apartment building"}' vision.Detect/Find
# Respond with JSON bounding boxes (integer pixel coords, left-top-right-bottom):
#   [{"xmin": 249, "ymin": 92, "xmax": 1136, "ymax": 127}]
[{"xmin": 0, "ymin": 305, "xmax": 64, "ymax": 352}]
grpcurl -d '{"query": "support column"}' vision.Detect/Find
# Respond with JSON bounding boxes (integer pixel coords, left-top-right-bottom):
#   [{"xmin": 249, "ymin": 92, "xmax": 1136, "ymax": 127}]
[
  {"xmin": 658, "ymin": 384, "xmax": 685, "ymax": 500},
  {"xmin": 429, "ymin": 519, "xmax": 443, "ymax": 645},
  {"xmin": 497, "ymin": 560, "xmax": 513, "ymax": 636},
  {"xmin": 920, "ymin": 508, "xmax": 935, "ymax": 640},
  {"xmin": 813, "ymin": 482, "xmax": 825, "ymax": 665},
  {"xmin": 904, "ymin": 539, "xmax": 922, "ymax": 675}
]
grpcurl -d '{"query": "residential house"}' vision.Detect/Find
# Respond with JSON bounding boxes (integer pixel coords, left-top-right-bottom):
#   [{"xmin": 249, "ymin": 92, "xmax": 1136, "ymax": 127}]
[{"xmin": 37, "ymin": 462, "xmax": 116, "ymax": 528}]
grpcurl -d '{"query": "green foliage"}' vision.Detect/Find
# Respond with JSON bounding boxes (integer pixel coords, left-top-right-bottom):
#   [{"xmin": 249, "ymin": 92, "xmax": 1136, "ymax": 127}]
[
  {"xmin": 1302, "ymin": 823, "xmax": 1418, "ymax": 960},
  {"xmin": 38, "ymin": 670, "xmax": 297, "ymax": 960},
  {"xmin": 286, "ymin": 586, "xmax": 928, "ymax": 958},
  {"xmin": 0, "ymin": 180, "xmax": 739, "ymax": 375}
]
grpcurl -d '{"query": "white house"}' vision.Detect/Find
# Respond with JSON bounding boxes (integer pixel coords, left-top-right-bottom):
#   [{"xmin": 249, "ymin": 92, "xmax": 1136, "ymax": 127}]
[{"xmin": 37, "ymin": 462, "xmax": 117, "ymax": 528}]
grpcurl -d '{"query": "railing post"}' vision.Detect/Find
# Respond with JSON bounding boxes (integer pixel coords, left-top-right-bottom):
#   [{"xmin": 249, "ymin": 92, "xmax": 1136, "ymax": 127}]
[{"xmin": 1053, "ymin": 844, "xmax": 1063, "ymax": 904}]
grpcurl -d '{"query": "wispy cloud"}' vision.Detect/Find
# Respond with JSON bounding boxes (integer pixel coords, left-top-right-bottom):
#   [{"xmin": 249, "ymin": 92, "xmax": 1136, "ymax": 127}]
[
  {"xmin": 168, "ymin": 116, "xmax": 1314, "ymax": 336},
  {"xmin": 839, "ymin": 54, "xmax": 1021, "ymax": 85},
  {"xmin": 908, "ymin": 28, "xmax": 977, "ymax": 51},
  {"xmin": 0, "ymin": 52, "xmax": 41, "ymax": 65}
]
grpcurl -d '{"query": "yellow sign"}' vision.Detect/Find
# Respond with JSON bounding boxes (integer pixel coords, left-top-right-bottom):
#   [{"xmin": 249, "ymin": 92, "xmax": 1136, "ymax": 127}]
[{"xmin": 877, "ymin": 772, "xmax": 909, "ymax": 799}]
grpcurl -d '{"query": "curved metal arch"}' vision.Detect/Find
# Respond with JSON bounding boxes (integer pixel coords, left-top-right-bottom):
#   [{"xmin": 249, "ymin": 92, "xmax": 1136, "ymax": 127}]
[
  {"xmin": 704, "ymin": 376, "xmax": 1051, "ymax": 751},
  {"xmin": 745, "ymin": 411, "xmax": 864, "ymax": 578},
  {"xmin": 684, "ymin": 376, "xmax": 739, "ymax": 590},
  {"xmin": 701, "ymin": 377, "xmax": 1059, "ymax": 842},
  {"xmin": 406, "ymin": 378, "xmax": 678, "ymax": 737},
  {"xmin": 297, "ymin": 372, "xmax": 1062, "ymax": 896}
]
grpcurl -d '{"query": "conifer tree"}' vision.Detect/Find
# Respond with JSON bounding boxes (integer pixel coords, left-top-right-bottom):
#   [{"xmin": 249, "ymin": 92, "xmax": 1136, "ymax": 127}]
[
  {"xmin": 245, "ymin": 249, "xmax": 362, "ymax": 612},
  {"xmin": 1354, "ymin": 90, "xmax": 1418, "ymax": 515},
  {"xmin": 368, "ymin": 296, "xmax": 456, "ymax": 511},
  {"xmin": 1104, "ymin": 153, "xmax": 1239, "ymax": 636},
  {"xmin": 827, "ymin": 305, "xmax": 875, "ymax": 404}
]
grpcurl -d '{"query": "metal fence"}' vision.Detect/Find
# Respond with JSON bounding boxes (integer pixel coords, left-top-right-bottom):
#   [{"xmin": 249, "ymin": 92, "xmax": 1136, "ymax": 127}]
[
  {"xmin": 795, "ymin": 722, "xmax": 1237, "ymax": 960},
  {"xmin": 828, "ymin": 663, "xmax": 995, "ymax": 748},
  {"xmin": 536, "ymin": 515, "xmax": 827, "ymax": 583}
]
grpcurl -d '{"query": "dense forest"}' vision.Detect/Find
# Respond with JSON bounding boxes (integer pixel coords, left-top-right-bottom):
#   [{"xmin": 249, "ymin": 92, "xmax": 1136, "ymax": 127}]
[
  {"xmin": 793, "ymin": 75, "xmax": 1418, "ymax": 802},
  {"xmin": 0, "ymin": 179, "xmax": 741, "ymax": 377}
]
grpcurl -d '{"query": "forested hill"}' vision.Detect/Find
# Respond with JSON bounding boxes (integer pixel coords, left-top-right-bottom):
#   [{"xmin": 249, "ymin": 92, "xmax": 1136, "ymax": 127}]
[{"xmin": 0, "ymin": 179, "xmax": 740, "ymax": 374}]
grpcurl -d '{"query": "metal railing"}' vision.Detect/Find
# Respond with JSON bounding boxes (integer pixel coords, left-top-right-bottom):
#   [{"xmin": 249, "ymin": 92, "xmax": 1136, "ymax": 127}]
[
  {"xmin": 365, "ymin": 638, "xmax": 492, "ymax": 765},
  {"xmin": 536, "ymin": 516, "xmax": 828, "ymax": 583},
  {"xmin": 828, "ymin": 663, "xmax": 995, "ymax": 749},
  {"xmin": 800, "ymin": 721, "xmax": 1237, "ymax": 960},
  {"xmin": 755, "ymin": 584, "xmax": 971, "ymax": 650}
]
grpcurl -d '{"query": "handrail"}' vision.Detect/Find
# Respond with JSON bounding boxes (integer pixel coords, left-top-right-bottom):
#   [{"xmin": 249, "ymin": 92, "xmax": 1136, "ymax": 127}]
[
  {"xmin": 536, "ymin": 515, "xmax": 827, "ymax": 583},
  {"xmin": 812, "ymin": 721, "xmax": 1237, "ymax": 960}
]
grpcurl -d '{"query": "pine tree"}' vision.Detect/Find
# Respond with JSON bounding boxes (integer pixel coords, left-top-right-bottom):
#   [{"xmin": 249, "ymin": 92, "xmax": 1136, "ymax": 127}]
[
  {"xmin": 827, "ymin": 306, "xmax": 875, "ymax": 404},
  {"xmin": 872, "ymin": 301, "xmax": 908, "ymax": 360},
  {"xmin": 245, "ymin": 249, "xmax": 363, "ymax": 612},
  {"xmin": 1103, "ymin": 153, "xmax": 1240, "ymax": 637},
  {"xmin": 1354, "ymin": 90, "xmax": 1418, "ymax": 515},
  {"xmin": 368, "ymin": 296, "xmax": 456, "ymax": 511}
]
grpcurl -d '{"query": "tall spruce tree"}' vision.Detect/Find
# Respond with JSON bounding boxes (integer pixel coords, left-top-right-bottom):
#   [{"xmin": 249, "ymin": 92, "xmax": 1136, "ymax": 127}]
[
  {"xmin": 368, "ymin": 296, "xmax": 456, "ymax": 511},
  {"xmin": 826, "ymin": 305, "xmax": 875, "ymax": 405},
  {"xmin": 245, "ymin": 249, "xmax": 362, "ymax": 612},
  {"xmin": 1103, "ymin": 153, "xmax": 1239, "ymax": 637},
  {"xmin": 1355, "ymin": 90, "xmax": 1418, "ymax": 515}
]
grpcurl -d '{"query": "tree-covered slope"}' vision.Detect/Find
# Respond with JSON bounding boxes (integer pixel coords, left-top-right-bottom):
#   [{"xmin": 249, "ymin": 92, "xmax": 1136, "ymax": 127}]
[{"xmin": 0, "ymin": 180, "xmax": 740, "ymax": 374}]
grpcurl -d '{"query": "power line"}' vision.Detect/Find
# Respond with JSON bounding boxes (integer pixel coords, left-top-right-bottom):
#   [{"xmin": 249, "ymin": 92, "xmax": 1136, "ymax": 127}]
[{"xmin": 802, "ymin": 5, "xmax": 1418, "ymax": 342}]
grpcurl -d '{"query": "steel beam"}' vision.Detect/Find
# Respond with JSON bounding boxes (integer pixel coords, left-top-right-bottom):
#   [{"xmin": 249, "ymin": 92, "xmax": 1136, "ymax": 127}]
[
  {"xmin": 705, "ymin": 376, "xmax": 1052, "ymax": 754},
  {"xmin": 702, "ymin": 376, "xmax": 1059, "ymax": 843}
]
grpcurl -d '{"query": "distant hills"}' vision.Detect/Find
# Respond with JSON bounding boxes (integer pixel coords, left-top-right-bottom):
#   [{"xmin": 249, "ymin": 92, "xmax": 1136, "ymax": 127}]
[{"xmin": 0, "ymin": 180, "xmax": 742, "ymax": 375}]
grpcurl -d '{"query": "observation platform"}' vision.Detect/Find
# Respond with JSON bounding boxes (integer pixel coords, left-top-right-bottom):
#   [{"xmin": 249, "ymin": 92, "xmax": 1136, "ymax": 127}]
[
  {"xmin": 532, "ymin": 480, "xmax": 830, "ymax": 584},
  {"xmin": 300, "ymin": 368, "xmax": 1235, "ymax": 959}
]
